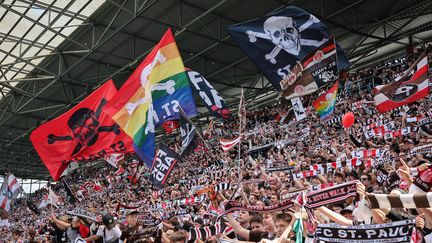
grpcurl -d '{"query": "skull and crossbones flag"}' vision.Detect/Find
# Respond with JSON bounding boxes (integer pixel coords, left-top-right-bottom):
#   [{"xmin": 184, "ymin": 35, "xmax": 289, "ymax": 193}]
[
  {"xmin": 227, "ymin": 6, "xmax": 349, "ymax": 91},
  {"xmin": 373, "ymin": 50, "xmax": 429, "ymax": 113},
  {"xmin": 0, "ymin": 173, "xmax": 22, "ymax": 212},
  {"xmin": 179, "ymin": 107, "xmax": 201, "ymax": 157},
  {"xmin": 30, "ymin": 80, "xmax": 134, "ymax": 181},
  {"xmin": 150, "ymin": 143, "xmax": 181, "ymax": 188}
]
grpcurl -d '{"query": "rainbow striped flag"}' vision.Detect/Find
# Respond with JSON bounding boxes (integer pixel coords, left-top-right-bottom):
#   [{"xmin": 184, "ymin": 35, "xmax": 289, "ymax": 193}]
[
  {"xmin": 312, "ymin": 82, "xmax": 338, "ymax": 120},
  {"xmin": 104, "ymin": 29, "xmax": 196, "ymax": 166}
]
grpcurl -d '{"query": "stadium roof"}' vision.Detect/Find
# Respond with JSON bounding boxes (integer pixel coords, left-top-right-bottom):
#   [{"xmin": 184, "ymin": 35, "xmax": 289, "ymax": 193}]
[{"xmin": 0, "ymin": 0, "xmax": 431, "ymax": 180}]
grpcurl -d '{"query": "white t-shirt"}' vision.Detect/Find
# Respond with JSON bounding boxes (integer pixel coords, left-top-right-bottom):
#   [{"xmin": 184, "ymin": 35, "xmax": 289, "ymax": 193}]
[{"xmin": 96, "ymin": 225, "xmax": 122, "ymax": 243}]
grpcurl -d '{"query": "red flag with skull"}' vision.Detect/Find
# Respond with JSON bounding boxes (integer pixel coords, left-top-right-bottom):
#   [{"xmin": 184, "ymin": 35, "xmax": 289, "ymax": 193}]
[{"xmin": 30, "ymin": 80, "xmax": 134, "ymax": 181}]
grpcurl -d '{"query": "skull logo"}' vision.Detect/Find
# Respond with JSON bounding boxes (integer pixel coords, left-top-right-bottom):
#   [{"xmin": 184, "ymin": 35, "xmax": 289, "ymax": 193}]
[{"xmin": 264, "ymin": 16, "xmax": 300, "ymax": 56}]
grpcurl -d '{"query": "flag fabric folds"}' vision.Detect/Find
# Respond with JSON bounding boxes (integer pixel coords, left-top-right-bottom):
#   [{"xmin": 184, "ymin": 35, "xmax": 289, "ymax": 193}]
[
  {"xmin": 30, "ymin": 80, "xmax": 134, "ymax": 180},
  {"xmin": 312, "ymin": 82, "xmax": 338, "ymax": 120},
  {"xmin": 0, "ymin": 174, "xmax": 22, "ymax": 212},
  {"xmin": 161, "ymin": 120, "xmax": 180, "ymax": 134},
  {"xmin": 290, "ymin": 97, "xmax": 306, "ymax": 121},
  {"xmin": 104, "ymin": 28, "xmax": 197, "ymax": 167},
  {"xmin": 104, "ymin": 153, "xmax": 124, "ymax": 168},
  {"xmin": 186, "ymin": 70, "xmax": 231, "ymax": 119},
  {"xmin": 227, "ymin": 6, "xmax": 349, "ymax": 91},
  {"xmin": 150, "ymin": 144, "xmax": 181, "ymax": 188},
  {"xmin": 179, "ymin": 107, "xmax": 200, "ymax": 157},
  {"xmin": 220, "ymin": 137, "xmax": 241, "ymax": 152},
  {"xmin": 63, "ymin": 179, "xmax": 77, "ymax": 204},
  {"xmin": 282, "ymin": 39, "xmax": 339, "ymax": 99},
  {"xmin": 373, "ymin": 51, "xmax": 429, "ymax": 113}
]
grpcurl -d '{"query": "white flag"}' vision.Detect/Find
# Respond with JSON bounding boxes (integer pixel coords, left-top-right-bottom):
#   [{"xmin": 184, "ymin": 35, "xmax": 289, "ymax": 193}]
[{"xmin": 290, "ymin": 97, "xmax": 306, "ymax": 121}]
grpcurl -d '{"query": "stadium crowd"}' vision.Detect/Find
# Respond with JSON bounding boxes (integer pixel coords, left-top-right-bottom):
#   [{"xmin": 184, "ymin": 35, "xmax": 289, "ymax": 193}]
[{"xmin": 2, "ymin": 50, "xmax": 432, "ymax": 243}]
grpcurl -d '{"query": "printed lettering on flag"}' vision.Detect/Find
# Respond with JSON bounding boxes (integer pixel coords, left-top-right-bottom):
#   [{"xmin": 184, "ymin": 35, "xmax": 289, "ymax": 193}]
[
  {"xmin": 104, "ymin": 29, "xmax": 197, "ymax": 167},
  {"xmin": 150, "ymin": 144, "xmax": 181, "ymax": 188},
  {"xmin": 290, "ymin": 97, "xmax": 306, "ymax": 121},
  {"xmin": 187, "ymin": 70, "xmax": 230, "ymax": 119},
  {"xmin": 283, "ymin": 38, "xmax": 339, "ymax": 99}
]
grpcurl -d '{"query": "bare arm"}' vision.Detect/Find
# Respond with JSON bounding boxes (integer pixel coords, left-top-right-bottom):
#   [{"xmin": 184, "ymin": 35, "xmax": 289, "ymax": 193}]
[
  {"xmin": 226, "ymin": 213, "xmax": 250, "ymax": 240},
  {"xmin": 316, "ymin": 206, "xmax": 353, "ymax": 226}
]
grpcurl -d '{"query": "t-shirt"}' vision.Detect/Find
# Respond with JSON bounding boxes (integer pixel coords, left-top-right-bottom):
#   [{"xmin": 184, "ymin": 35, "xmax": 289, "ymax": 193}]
[
  {"xmin": 248, "ymin": 230, "xmax": 276, "ymax": 242},
  {"xmin": 66, "ymin": 227, "xmax": 81, "ymax": 243},
  {"xmin": 96, "ymin": 225, "xmax": 122, "ymax": 243}
]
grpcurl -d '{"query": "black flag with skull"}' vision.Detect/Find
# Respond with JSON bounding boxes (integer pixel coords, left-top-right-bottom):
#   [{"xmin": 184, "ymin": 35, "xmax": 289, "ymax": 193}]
[
  {"xmin": 179, "ymin": 106, "xmax": 201, "ymax": 158},
  {"xmin": 227, "ymin": 5, "xmax": 349, "ymax": 91}
]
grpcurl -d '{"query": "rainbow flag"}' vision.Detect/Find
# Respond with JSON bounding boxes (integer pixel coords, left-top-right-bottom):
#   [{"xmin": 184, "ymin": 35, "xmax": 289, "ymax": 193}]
[
  {"xmin": 104, "ymin": 29, "xmax": 197, "ymax": 166},
  {"xmin": 312, "ymin": 82, "xmax": 338, "ymax": 120}
]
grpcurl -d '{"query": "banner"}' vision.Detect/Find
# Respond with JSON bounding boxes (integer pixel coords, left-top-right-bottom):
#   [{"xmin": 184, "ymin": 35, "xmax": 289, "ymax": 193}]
[
  {"xmin": 186, "ymin": 70, "xmax": 230, "ymax": 119},
  {"xmin": 30, "ymin": 80, "xmax": 134, "ymax": 180},
  {"xmin": 315, "ymin": 219, "xmax": 415, "ymax": 243},
  {"xmin": 227, "ymin": 6, "xmax": 348, "ymax": 91},
  {"xmin": 222, "ymin": 198, "xmax": 294, "ymax": 216},
  {"xmin": 290, "ymin": 97, "xmax": 306, "ymax": 121},
  {"xmin": 312, "ymin": 82, "xmax": 338, "ymax": 120},
  {"xmin": 305, "ymin": 180, "xmax": 358, "ymax": 209},
  {"xmin": 179, "ymin": 107, "xmax": 200, "ymax": 157},
  {"xmin": 373, "ymin": 51, "xmax": 429, "ymax": 113},
  {"xmin": 283, "ymin": 39, "xmax": 339, "ymax": 99},
  {"xmin": 104, "ymin": 29, "xmax": 197, "ymax": 167},
  {"xmin": 0, "ymin": 174, "xmax": 22, "ymax": 212},
  {"xmin": 150, "ymin": 144, "xmax": 181, "ymax": 188}
]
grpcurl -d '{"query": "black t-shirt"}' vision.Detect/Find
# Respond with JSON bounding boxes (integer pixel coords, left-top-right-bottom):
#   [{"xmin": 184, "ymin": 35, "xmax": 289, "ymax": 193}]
[{"xmin": 248, "ymin": 230, "xmax": 276, "ymax": 242}]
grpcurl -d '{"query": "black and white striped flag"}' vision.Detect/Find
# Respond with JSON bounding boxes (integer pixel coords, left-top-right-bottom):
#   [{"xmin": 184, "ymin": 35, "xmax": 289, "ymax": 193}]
[{"xmin": 367, "ymin": 192, "xmax": 432, "ymax": 209}]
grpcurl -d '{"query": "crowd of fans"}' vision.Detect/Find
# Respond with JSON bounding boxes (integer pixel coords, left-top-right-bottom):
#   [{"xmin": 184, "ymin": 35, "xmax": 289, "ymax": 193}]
[{"xmin": 2, "ymin": 49, "xmax": 432, "ymax": 243}]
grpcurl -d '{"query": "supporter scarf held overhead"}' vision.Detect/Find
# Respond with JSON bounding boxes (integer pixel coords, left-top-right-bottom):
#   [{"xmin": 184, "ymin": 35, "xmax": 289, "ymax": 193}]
[
  {"xmin": 373, "ymin": 50, "xmax": 429, "ymax": 113},
  {"xmin": 30, "ymin": 80, "xmax": 134, "ymax": 180},
  {"xmin": 315, "ymin": 219, "xmax": 415, "ymax": 243},
  {"xmin": 312, "ymin": 81, "xmax": 338, "ymax": 120},
  {"xmin": 226, "ymin": 6, "xmax": 349, "ymax": 91},
  {"xmin": 103, "ymin": 29, "xmax": 197, "ymax": 167},
  {"xmin": 150, "ymin": 143, "xmax": 181, "ymax": 188}
]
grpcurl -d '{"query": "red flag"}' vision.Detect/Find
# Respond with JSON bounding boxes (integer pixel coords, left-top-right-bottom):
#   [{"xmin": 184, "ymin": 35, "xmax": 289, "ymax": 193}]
[
  {"xmin": 161, "ymin": 120, "xmax": 180, "ymax": 134},
  {"xmin": 373, "ymin": 51, "xmax": 429, "ymax": 113},
  {"xmin": 30, "ymin": 80, "xmax": 134, "ymax": 181}
]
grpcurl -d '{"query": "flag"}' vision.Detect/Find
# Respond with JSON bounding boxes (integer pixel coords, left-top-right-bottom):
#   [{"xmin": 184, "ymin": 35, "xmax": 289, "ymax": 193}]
[
  {"xmin": 204, "ymin": 119, "xmax": 214, "ymax": 139},
  {"xmin": 161, "ymin": 120, "xmax": 180, "ymax": 134},
  {"xmin": 312, "ymin": 82, "xmax": 338, "ymax": 120},
  {"xmin": 104, "ymin": 153, "xmax": 124, "ymax": 168},
  {"xmin": 275, "ymin": 111, "xmax": 288, "ymax": 123},
  {"xmin": 150, "ymin": 143, "xmax": 181, "ymax": 188},
  {"xmin": 186, "ymin": 70, "xmax": 230, "ymax": 119},
  {"xmin": 238, "ymin": 88, "xmax": 247, "ymax": 134},
  {"xmin": 63, "ymin": 179, "xmax": 77, "ymax": 204},
  {"xmin": 282, "ymin": 39, "xmax": 339, "ymax": 99},
  {"xmin": 373, "ymin": 51, "xmax": 429, "ymax": 113},
  {"xmin": 220, "ymin": 137, "xmax": 241, "ymax": 152},
  {"xmin": 227, "ymin": 6, "xmax": 349, "ymax": 91},
  {"xmin": 103, "ymin": 29, "xmax": 197, "ymax": 167},
  {"xmin": 0, "ymin": 174, "xmax": 22, "ymax": 212},
  {"xmin": 48, "ymin": 187, "xmax": 62, "ymax": 207},
  {"xmin": 290, "ymin": 97, "xmax": 306, "ymax": 121},
  {"xmin": 30, "ymin": 80, "xmax": 134, "ymax": 180},
  {"xmin": 179, "ymin": 107, "xmax": 200, "ymax": 157},
  {"xmin": 59, "ymin": 162, "xmax": 79, "ymax": 178}
]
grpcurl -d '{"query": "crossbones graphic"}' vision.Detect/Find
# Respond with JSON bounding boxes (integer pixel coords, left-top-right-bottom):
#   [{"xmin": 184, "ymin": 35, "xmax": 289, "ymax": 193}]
[
  {"xmin": 246, "ymin": 15, "xmax": 327, "ymax": 64},
  {"xmin": 47, "ymin": 98, "xmax": 120, "ymax": 156}
]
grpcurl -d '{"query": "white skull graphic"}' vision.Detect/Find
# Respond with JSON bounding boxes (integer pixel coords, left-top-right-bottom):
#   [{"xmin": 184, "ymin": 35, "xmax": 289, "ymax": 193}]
[{"xmin": 264, "ymin": 16, "xmax": 300, "ymax": 56}]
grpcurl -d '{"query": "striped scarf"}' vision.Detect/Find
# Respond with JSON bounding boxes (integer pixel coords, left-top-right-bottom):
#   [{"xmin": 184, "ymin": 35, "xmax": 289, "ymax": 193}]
[
  {"xmin": 366, "ymin": 193, "xmax": 432, "ymax": 209},
  {"xmin": 188, "ymin": 221, "xmax": 228, "ymax": 240},
  {"xmin": 305, "ymin": 180, "xmax": 359, "ymax": 209}
]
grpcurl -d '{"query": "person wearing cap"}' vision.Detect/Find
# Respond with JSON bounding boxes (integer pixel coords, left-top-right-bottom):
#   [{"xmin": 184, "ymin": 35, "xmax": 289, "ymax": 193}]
[
  {"xmin": 120, "ymin": 210, "xmax": 139, "ymax": 242},
  {"xmin": 84, "ymin": 213, "xmax": 122, "ymax": 243}
]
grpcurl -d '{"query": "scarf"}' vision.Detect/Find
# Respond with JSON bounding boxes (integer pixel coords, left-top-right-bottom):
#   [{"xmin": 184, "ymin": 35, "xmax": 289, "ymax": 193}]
[
  {"xmin": 367, "ymin": 192, "xmax": 432, "ymax": 209},
  {"xmin": 221, "ymin": 198, "xmax": 294, "ymax": 216},
  {"xmin": 315, "ymin": 219, "xmax": 415, "ymax": 243},
  {"xmin": 304, "ymin": 180, "xmax": 359, "ymax": 209}
]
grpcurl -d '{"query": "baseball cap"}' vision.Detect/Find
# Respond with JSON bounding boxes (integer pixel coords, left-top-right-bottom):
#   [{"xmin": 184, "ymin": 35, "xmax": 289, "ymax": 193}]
[{"xmin": 102, "ymin": 213, "xmax": 115, "ymax": 225}]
